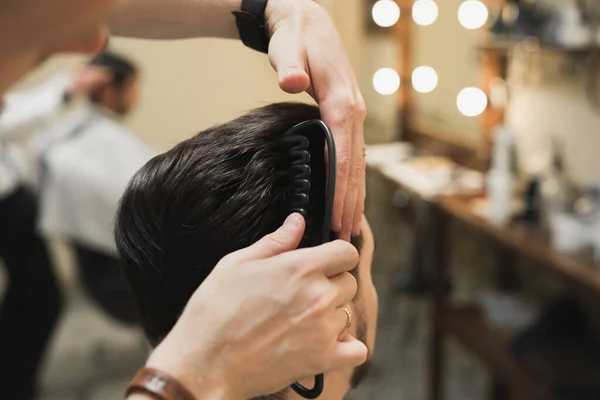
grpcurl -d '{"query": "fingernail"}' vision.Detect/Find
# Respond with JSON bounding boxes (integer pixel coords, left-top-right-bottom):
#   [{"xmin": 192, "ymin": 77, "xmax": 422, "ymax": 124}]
[{"xmin": 284, "ymin": 213, "xmax": 301, "ymax": 228}]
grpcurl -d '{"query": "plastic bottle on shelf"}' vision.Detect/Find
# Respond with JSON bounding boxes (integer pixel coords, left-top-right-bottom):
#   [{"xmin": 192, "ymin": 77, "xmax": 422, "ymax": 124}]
[
  {"xmin": 555, "ymin": 0, "xmax": 593, "ymax": 48},
  {"xmin": 541, "ymin": 138, "xmax": 579, "ymax": 224},
  {"xmin": 487, "ymin": 126, "xmax": 516, "ymax": 225}
]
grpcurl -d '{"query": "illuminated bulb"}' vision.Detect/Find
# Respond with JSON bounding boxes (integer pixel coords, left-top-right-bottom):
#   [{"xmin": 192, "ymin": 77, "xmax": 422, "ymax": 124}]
[
  {"xmin": 373, "ymin": 68, "xmax": 401, "ymax": 95},
  {"xmin": 458, "ymin": 0, "xmax": 489, "ymax": 30},
  {"xmin": 412, "ymin": 66, "xmax": 438, "ymax": 93},
  {"xmin": 372, "ymin": 0, "xmax": 401, "ymax": 28},
  {"xmin": 457, "ymin": 87, "xmax": 487, "ymax": 116},
  {"xmin": 412, "ymin": 0, "xmax": 439, "ymax": 26}
]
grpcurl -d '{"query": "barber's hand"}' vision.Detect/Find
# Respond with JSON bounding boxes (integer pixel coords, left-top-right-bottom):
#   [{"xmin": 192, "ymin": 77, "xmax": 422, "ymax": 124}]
[
  {"xmin": 266, "ymin": 0, "xmax": 367, "ymax": 242},
  {"xmin": 145, "ymin": 213, "xmax": 366, "ymax": 399}
]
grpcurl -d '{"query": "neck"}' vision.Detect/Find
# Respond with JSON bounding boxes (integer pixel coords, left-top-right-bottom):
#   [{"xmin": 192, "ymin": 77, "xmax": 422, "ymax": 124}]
[{"xmin": 93, "ymin": 102, "xmax": 125, "ymax": 120}]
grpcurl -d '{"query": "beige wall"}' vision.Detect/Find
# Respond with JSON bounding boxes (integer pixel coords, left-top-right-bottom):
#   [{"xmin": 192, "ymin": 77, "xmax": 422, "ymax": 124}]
[
  {"xmin": 15, "ymin": 0, "xmax": 375, "ymax": 152},
  {"xmin": 412, "ymin": 0, "xmax": 483, "ymax": 141}
]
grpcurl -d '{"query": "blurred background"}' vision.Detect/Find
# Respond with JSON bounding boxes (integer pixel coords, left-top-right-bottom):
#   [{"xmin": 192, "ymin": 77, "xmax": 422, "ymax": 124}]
[{"xmin": 6, "ymin": 0, "xmax": 600, "ymax": 399}]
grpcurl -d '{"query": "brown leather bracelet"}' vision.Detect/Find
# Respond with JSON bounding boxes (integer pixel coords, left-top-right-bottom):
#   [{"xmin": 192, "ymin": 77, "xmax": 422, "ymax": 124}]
[{"xmin": 126, "ymin": 367, "xmax": 196, "ymax": 400}]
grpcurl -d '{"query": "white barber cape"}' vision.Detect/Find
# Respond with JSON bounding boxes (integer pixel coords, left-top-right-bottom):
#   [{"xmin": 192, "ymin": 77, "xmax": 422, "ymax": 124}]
[{"xmin": 32, "ymin": 105, "xmax": 157, "ymax": 255}]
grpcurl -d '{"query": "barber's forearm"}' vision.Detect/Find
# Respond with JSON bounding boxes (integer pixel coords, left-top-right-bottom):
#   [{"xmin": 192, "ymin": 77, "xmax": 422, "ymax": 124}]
[{"xmin": 110, "ymin": 0, "xmax": 242, "ymax": 39}]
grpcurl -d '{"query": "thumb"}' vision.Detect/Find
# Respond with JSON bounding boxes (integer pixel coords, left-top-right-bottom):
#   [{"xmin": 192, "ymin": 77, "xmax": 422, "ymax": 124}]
[
  {"xmin": 330, "ymin": 335, "xmax": 368, "ymax": 371},
  {"xmin": 268, "ymin": 26, "xmax": 310, "ymax": 94},
  {"xmin": 237, "ymin": 213, "xmax": 306, "ymax": 262}
]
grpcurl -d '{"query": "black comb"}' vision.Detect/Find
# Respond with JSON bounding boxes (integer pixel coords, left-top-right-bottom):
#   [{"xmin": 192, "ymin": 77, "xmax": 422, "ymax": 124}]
[{"xmin": 281, "ymin": 119, "xmax": 336, "ymax": 399}]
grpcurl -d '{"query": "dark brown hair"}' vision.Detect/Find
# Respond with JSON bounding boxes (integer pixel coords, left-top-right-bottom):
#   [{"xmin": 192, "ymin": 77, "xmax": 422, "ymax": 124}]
[
  {"xmin": 115, "ymin": 103, "xmax": 321, "ymax": 346},
  {"xmin": 115, "ymin": 103, "xmax": 366, "ymax": 398}
]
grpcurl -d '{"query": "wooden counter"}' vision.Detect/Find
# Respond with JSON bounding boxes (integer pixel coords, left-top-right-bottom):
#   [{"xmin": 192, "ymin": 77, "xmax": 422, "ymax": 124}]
[{"xmin": 366, "ymin": 158, "xmax": 600, "ymax": 400}]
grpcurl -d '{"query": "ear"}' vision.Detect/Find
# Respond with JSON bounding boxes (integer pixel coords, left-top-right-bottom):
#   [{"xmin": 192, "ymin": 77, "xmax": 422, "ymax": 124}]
[{"xmin": 94, "ymin": 84, "xmax": 117, "ymax": 106}]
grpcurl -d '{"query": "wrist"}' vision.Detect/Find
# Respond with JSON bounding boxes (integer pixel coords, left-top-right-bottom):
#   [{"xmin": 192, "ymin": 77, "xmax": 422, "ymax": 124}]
[
  {"xmin": 265, "ymin": 0, "xmax": 317, "ymax": 37},
  {"xmin": 145, "ymin": 337, "xmax": 240, "ymax": 400}
]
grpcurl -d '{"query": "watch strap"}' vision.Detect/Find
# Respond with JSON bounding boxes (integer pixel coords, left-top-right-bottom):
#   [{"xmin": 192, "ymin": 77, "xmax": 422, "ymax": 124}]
[
  {"xmin": 232, "ymin": 0, "xmax": 270, "ymax": 53},
  {"xmin": 126, "ymin": 367, "xmax": 197, "ymax": 400}
]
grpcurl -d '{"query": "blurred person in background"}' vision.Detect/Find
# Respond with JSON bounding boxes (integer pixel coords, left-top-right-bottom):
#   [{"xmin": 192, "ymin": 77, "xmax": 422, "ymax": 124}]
[
  {"xmin": 0, "ymin": 54, "xmax": 137, "ymax": 399},
  {"xmin": 0, "ymin": 146, "xmax": 61, "ymax": 400},
  {"xmin": 0, "ymin": 0, "xmax": 369, "ymax": 399},
  {"xmin": 31, "ymin": 52, "xmax": 154, "ymax": 326},
  {"xmin": 0, "ymin": 63, "xmax": 111, "ymax": 143}
]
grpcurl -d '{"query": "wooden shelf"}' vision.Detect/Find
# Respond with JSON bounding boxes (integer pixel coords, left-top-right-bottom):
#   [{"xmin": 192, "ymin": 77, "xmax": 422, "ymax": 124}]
[
  {"xmin": 479, "ymin": 39, "xmax": 600, "ymax": 55},
  {"xmin": 441, "ymin": 196, "xmax": 600, "ymax": 297},
  {"xmin": 443, "ymin": 306, "xmax": 537, "ymax": 400}
]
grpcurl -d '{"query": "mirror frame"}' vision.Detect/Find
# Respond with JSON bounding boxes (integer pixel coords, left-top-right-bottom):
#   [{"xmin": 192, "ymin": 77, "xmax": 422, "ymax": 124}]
[{"xmin": 393, "ymin": 0, "xmax": 505, "ymax": 172}]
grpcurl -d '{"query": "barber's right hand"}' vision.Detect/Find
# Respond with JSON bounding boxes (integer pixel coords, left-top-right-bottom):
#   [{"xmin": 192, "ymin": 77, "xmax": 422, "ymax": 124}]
[{"xmin": 144, "ymin": 213, "xmax": 366, "ymax": 400}]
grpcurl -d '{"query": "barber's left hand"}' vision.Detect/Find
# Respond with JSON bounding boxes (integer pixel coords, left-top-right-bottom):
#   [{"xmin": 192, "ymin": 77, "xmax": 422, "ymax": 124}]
[{"xmin": 266, "ymin": 0, "xmax": 367, "ymax": 242}]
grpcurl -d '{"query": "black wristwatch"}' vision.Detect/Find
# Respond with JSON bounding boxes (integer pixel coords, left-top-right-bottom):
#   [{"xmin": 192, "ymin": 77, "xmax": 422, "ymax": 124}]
[{"xmin": 232, "ymin": 0, "xmax": 271, "ymax": 54}]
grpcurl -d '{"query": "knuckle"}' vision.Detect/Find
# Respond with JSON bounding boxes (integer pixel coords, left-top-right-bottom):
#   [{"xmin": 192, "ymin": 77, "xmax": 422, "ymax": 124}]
[
  {"xmin": 289, "ymin": 259, "xmax": 310, "ymax": 277},
  {"xmin": 308, "ymin": 286, "xmax": 336, "ymax": 317},
  {"xmin": 333, "ymin": 92, "xmax": 364, "ymax": 119},
  {"xmin": 290, "ymin": 257, "xmax": 321, "ymax": 280},
  {"xmin": 326, "ymin": 92, "xmax": 357, "ymax": 123},
  {"xmin": 356, "ymin": 97, "xmax": 367, "ymax": 120},
  {"xmin": 326, "ymin": 108, "xmax": 349, "ymax": 128},
  {"xmin": 332, "ymin": 240, "xmax": 359, "ymax": 266},
  {"xmin": 350, "ymin": 162, "xmax": 366, "ymax": 182},
  {"xmin": 263, "ymin": 232, "xmax": 288, "ymax": 252},
  {"xmin": 345, "ymin": 95, "xmax": 358, "ymax": 113},
  {"xmin": 309, "ymin": 297, "xmax": 331, "ymax": 320},
  {"xmin": 218, "ymin": 252, "xmax": 239, "ymax": 267}
]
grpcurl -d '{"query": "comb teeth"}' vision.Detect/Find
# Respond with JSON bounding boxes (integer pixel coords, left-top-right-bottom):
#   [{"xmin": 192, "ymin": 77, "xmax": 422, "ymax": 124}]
[{"xmin": 283, "ymin": 133, "xmax": 312, "ymax": 218}]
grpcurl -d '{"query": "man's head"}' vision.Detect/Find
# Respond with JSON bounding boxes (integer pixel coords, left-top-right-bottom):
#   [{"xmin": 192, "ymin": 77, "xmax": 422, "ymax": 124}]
[
  {"xmin": 86, "ymin": 52, "xmax": 139, "ymax": 115},
  {"xmin": 115, "ymin": 103, "xmax": 377, "ymax": 399},
  {"xmin": 0, "ymin": 0, "xmax": 117, "ymax": 94}
]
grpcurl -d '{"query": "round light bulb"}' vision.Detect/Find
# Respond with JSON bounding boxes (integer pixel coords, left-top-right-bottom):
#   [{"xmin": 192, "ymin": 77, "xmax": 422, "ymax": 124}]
[
  {"xmin": 372, "ymin": 0, "xmax": 401, "ymax": 28},
  {"xmin": 412, "ymin": 66, "xmax": 438, "ymax": 93},
  {"xmin": 458, "ymin": 0, "xmax": 489, "ymax": 30},
  {"xmin": 457, "ymin": 87, "xmax": 488, "ymax": 117},
  {"xmin": 373, "ymin": 68, "xmax": 401, "ymax": 95},
  {"xmin": 412, "ymin": 0, "xmax": 439, "ymax": 26}
]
